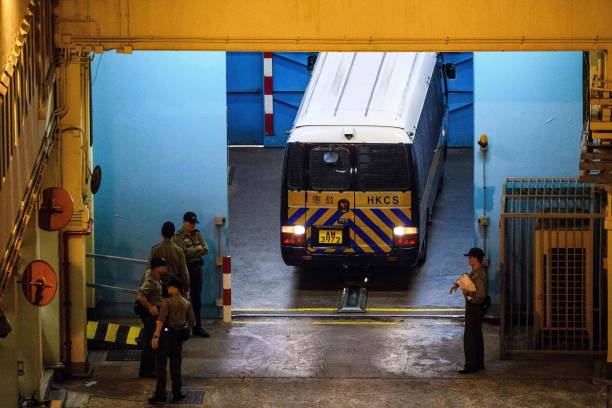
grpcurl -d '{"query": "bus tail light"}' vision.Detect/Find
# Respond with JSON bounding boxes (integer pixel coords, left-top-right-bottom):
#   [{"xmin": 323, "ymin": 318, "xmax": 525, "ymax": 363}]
[
  {"xmin": 393, "ymin": 226, "xmax": 418, "ymax": 246},
  {"xmin": 282, "ymin": 225, "xmax": 305, "ymax": 245}
]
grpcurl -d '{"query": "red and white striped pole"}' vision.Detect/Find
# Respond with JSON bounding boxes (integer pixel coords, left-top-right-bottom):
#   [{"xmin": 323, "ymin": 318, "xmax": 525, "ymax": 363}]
[
  {"xmin": 263, "ymin": 52, "xmax": 274, "ymax": 136},
  {"xmin": 222, "ymin": 256, "xmax": 232, "ymax": 322}
]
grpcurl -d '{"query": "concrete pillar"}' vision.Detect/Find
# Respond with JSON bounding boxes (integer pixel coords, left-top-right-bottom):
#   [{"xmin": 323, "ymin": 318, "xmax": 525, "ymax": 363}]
[
  {"xmin": 605, "ymin": 49, "xmax": 612, "ymax": 376},
  {"xmin": 40, "ymin": 144, "xmax": 63, "ymax": 368},
  {"xmin": 58, "ymin": 52, "xmax": 93, "ymax": 376}
]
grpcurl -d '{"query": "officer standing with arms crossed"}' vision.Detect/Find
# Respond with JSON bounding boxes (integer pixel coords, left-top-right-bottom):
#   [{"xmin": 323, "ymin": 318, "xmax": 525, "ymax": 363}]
[
  {"xmin": 148, "ymin": 277, "xmax": 195, "ymax": 404},
  {"xmin": 174, "ymin": 211, "xmax": 210, "ymax": 337},
  {"xmin": 135, "ymin": 256, "xmax": 167, "ymax": 378},
  {"xmin": 450, "ymin": 247, "xmax": 488, "ymax": 374},
  {"xmin": 148, "ymin": 221, "xmax": 190, "ymax": 295}
]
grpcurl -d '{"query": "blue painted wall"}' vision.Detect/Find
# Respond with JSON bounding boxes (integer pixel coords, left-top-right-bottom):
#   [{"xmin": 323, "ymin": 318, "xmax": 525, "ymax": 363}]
[
  {"xmin": 92, "ymin": 51, "xmax": 228, "ymax": 318},
  {"xmin": 473, "ymin": 52, "xmax": 583, "ymax": 301},
  {"xmin": 227, "ymin": 52, "xmax": 263, "ymax": 145},
  {"xmin": 443, "ymin": 53, "xmax": 474, "ymax": 147}
]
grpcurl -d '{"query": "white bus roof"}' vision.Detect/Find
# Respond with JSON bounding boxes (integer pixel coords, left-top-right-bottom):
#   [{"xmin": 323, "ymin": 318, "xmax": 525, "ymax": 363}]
[{"xmin": 290, "ymin": 52, "xmax": 437, "ymax": 144}]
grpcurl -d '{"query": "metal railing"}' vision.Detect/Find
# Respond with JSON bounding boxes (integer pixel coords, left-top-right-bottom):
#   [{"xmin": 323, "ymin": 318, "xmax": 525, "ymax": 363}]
[
  {"xmin": 86, "ymin": 253, "xmax": 147, "ymax": 265},
  {"xmin": 86, "ymin": 283, "xmax": 137, "ymax": 293},
  {"xmin": 500, "ymin": 178, "xmax": 606, "ymax": 356},
  {"xmin": 87, "ymin": 252, "xmax": 146, "ymax": 294}
]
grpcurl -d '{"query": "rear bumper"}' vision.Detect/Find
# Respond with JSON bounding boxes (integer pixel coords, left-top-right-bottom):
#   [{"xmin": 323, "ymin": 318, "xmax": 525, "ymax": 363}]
[{"xmin": 281, "ymin": 245, "xmax": 418, "ymax": 267}]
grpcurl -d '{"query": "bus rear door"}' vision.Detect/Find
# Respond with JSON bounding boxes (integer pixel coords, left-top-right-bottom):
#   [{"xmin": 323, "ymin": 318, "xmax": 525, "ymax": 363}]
[
  {"xmin": 353, "ymin": 144, "xmax": 416, "ymax": 255},
  {"xmin": 305, "ymin": 145, "xmax": 355, "ymax": 255}
]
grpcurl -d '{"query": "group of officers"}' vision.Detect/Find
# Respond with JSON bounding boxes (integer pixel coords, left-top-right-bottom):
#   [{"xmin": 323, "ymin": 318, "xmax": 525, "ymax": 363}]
[
  {"xmin": 135, "ymin": 211, "xmax": 209, "ymax": 404},
  {"xmin": 134, "ymin": 211, "xmax": 489, "ymax": 403}
]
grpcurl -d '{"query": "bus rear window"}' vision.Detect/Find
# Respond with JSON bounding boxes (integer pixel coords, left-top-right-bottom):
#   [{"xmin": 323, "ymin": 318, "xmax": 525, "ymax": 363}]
[
  {"xmin": 357, "ymin": 144, "xmax": 411, "ymax": 191},
  {"xmin": 309, "ymin": 146, "xmax": 352, "ymax": 191}
]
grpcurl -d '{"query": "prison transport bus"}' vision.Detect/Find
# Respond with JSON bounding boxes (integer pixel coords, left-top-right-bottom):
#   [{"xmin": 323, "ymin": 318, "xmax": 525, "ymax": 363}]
[{"xmin": 281, "ymin": 52, "xmax": 452, "ymax": 268}]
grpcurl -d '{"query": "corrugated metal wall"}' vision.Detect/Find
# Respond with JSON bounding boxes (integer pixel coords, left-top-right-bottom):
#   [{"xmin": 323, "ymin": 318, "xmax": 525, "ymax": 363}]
[
  {"xmin": 266, "ymin": 53, "xmax": 315, "ymax": 147},
  {"xmin": 443, "ymin": 52, "xmax": 474, "ymax": 148},
  {"xmin": 227, "ymin": 52, "xmax": 264, "ymax": 145},
  {"xmin": 226, "ymin": 52, "xmax": 473, "ymax": 148},
  {"xmin": 226, "ymin": 52, "xmax": 315, "ymax": 146}
]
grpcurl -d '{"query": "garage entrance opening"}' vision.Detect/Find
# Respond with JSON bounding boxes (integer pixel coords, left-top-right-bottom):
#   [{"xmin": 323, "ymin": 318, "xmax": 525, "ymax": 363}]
[{"xmin": 229, "ymin": 52, "xmax": 475, "ymax": 314}]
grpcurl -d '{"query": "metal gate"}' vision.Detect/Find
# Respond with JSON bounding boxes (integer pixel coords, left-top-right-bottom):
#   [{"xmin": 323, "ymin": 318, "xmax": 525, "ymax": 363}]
[{"xmin": 500, "ymin": 178, "xmax": 606, "ymax": 356}]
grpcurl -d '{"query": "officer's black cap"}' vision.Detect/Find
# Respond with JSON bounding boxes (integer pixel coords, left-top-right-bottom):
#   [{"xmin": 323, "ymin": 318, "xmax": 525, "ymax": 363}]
[
  {"xmin": 166, "ymin": 276, "xmax": 182, "ymax": 289},
  {"xmin": 150, "ymin": 256, "xmax": 167, "ymax": 268},
  {"xmin": 464, "ymin": 247, "xmax": 485, "ymax": 262},
  {"xmin": 183, "ymin": 211, "xmax": 199, "ymax": 225}
]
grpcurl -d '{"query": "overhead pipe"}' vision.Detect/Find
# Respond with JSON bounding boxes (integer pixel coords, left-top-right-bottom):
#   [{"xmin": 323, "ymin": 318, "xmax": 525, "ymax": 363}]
[{"xmin": 62, "ymin": 218, "xmax": 92, "ymax": 376}]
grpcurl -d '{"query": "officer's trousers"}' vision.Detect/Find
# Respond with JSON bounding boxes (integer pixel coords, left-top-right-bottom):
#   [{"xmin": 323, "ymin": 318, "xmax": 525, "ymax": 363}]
[
  {"xmin": 139, "ymin": 313, "xmax": 157, "ymax": 376},
  {"xmin": 154, "ymin": 329, "xmax": 184, "ymax": 398},
  {"xmin": 187, "ymin": 262, "xmax": 203, "ymax": 329},
  {"xmin": 464, "ymin": 301, "xmax": 485, "ymax": 370}
]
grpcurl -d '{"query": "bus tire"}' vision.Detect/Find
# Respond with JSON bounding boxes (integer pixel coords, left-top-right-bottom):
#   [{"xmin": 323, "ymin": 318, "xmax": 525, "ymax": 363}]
[
  {"xmin": 437, "ymin": 174, "xmax": 444, "ymax": 197},
  {"xmin": 415, "ymin": 227, "xmax": 428, "ymax": 267}
]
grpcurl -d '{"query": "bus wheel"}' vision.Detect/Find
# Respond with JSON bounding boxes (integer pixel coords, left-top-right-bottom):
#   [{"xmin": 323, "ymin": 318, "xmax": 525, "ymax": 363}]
[
  {"xmin": 437, "ymin": 173, "xmax": 445, "ymax": 197},
  {"xmin": 416, "ymin": 228, "xmax": 428, "ymax": 267}
]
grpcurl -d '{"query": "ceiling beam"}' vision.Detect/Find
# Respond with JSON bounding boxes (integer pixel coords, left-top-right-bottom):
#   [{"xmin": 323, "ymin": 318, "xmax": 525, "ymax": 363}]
[{"xmin": 55, "ymin": 0, "xmax": 612, "ymax": 52}]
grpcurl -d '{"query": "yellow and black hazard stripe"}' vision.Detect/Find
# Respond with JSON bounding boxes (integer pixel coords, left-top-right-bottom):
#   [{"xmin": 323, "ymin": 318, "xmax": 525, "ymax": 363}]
[
  {"xmin": 87, "ymin": 321, "xmax": 141, "ymax": 349},
  {"xmin": 286, "ymin": 190, "xmax": 414, "ymax": 255}
]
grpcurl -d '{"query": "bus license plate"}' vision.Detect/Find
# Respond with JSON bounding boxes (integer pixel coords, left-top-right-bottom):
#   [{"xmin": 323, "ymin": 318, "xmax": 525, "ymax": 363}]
[{"xmin": 318, "ymin": 229, "xmax": 343, "ymax": 245}]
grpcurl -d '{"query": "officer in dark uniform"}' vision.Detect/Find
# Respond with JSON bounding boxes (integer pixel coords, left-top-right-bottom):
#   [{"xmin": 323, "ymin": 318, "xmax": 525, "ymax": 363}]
[
  {"xmin": 174, "ymin": 211, "xmax": 209, "ymax": 337},
  {"xmin": 148, "ymin": 277, "xmax": 195, "ymax": 404},
  {"xmin": 148, "ymin": 221, "xmax": 190, "ymax": 295},
  {"xmin": 136, "ymin": 256, "xmax": 167, "ymax": 378},
  {"xmin": 450, "ymin": 247, "xmax": 488, "ymax": 374}
]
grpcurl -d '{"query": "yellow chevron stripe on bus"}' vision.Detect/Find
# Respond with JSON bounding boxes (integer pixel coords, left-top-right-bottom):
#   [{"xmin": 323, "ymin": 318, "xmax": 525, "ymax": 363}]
[
  {"xmin": 354, "ymin": 219, "xmax": 388, "ymax": 253},
  {"xmin": 287, "ymin": 207, "xmax": 306, "ymax": 225},
  {"xmin": 383, "ymin": 208, "xmax": 407, "ymax": 228},
  {"xmin": 360, "ymin": 208, "xmax": 393, "ymax": 252}
]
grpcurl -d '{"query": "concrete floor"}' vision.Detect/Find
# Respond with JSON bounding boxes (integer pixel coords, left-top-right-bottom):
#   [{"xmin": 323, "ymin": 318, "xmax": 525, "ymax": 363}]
[
  {"xmin": 63, "ymin": 317, "xmax": 607, "ymax": 407},
  {"xmin": 228, "ymin": 147, "xmax": 473, "ymax": 310}
]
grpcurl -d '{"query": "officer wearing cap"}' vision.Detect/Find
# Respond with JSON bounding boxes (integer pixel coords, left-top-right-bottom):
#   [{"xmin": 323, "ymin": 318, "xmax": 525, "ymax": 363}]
[
  {"xmin": 148, "ymin": 221, "xmax": 190, "ymax": 295},
  {"xmin": 173, "ymin": 211, "xmax": 210, "ymax": 337},
  {"xmin": 450, "ymin": 247, "xmax": 488, "ymax": 374},
  {"xmin": 136, "ymin": 256, "xmax": 167, "ymax": 378},
  {"xmin": 148, "ymin": 277, "xmax": 195, "ymax": 404}
]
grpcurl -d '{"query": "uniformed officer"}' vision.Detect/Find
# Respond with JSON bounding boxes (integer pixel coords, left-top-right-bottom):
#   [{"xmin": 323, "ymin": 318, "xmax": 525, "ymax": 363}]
[
  {"xmin": 450, "ymin": 247, "xmax": 488, "ymax": 374},
  {"xmin": 148, "ymin": 221, "xmax": 189, "ymax": 295},
  {"xmin": 148, "ymin": 277, "xmax": 195, "ymax": 404},
  {"xmin": 136, "ymin": 256, "xmax": 167, "ymax": 378},
  {"xmin": 173, "ymin": 211, "xmax": 209, "ymax": 337}
]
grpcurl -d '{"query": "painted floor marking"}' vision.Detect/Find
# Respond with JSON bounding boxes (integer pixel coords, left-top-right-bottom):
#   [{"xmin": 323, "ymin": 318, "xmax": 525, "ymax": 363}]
[
  {"xmin": 234, "ymin": 307, "xmax": 464, "ymax": 313},
  {"xmin": 232, "ymin": 320, "xmax": 285, "ymax": 325},
  {"xmin": 312, "ymin": 321, "xmax": 399, "ymax": 325}
]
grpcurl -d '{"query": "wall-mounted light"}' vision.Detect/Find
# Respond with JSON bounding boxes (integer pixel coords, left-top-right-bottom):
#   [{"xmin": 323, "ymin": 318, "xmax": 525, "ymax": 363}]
[{"xmin": 478, "ymin": 134, "xmax": 488, "ymax": 151}]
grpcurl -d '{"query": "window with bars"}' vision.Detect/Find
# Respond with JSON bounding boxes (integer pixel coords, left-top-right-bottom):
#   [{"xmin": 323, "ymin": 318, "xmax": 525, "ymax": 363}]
[
  {"xmin": 308, "ymin": 146, "xmax": 352, "ymax": 191},
  {"xmin": 357, "ymin": 144, "xmax": 411, "ymax": 191}
]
